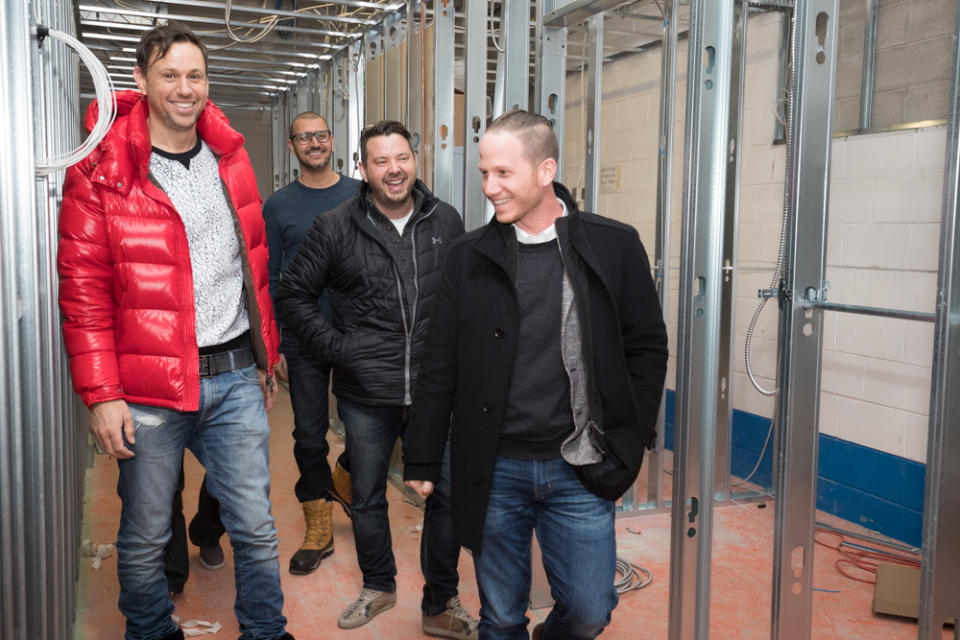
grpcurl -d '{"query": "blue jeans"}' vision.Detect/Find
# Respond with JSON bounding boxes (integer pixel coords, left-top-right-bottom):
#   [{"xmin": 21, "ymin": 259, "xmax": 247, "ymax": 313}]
[
  {"xmin": 337, "ymin": 399, "xmax": 460, "ymax": 613},
  {"xmin": 282, "ymin": 331, "xmax": 333, "ymax": 503},
  {"xmin": 473, "ymin": 457, "xmax": 617, "ymax": 640},
  {"xmin": 117, "ymin": 365, "xmax": 286, "ymax": 640}
]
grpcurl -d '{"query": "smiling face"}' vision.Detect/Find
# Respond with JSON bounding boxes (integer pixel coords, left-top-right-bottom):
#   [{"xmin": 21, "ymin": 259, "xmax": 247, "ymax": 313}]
[
  {"xmin": 133, "ymin": 40, "xmax": 208, "ymax": 148},
  {"xmin": 288, "ymin": 116, "xmax": 333, "ymax": 171},
  {"xmin": 478, "ymin": 130, "xmax": 558, "ymax": 233},
  {"xmin": 358, "ymin": 133, "xmax": 417, "ymax": 218}
]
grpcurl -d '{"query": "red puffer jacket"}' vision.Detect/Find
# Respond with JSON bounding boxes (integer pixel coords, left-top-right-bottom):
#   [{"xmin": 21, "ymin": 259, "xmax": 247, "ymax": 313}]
[{"xmin": 58, "ymin": 90, "xmax": 279, "ymax": 411}]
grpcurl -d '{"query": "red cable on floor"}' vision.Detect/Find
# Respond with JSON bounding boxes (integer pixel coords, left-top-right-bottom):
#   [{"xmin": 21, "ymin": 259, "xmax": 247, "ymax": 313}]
[{"xmin": 814, "ymin": 528, "xmax": 921, "ymax": 585}]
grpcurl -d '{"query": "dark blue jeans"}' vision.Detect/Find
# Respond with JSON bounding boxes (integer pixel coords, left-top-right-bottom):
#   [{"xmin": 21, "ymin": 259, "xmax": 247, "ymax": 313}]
[
  {"xmin": 473, "ymin": 457, "xmax": 618, "ymax": 640},
  {"xmin": 337, "ymin": 398, "xmax": 460, "ymax": 614},
  {"xmin": 282, "ymin": 331, "xmax": 333, "ymax": 503},
  {"xmin": 117, "ymin": 365, "xmax": 286, "ymax": 640}
]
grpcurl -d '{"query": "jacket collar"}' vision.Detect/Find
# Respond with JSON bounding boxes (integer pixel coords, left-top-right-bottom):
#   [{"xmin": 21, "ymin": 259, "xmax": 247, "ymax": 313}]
[
  {"xmin": 473, "ymin": 182, "xmax": 609, "ymax": 291},
  {"xmin": 85, "ymin": 90, "xmax": 243, "ymax": 195},
  {"xmin": 352, "ymin": 178, "xmax": 438, "ymax": 228}
]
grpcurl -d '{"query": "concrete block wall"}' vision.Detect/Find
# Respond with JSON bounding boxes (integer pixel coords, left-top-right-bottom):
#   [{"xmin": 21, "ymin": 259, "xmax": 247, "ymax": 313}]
[
  {"xmin": 835, "ymin": 0, "xmax": 955, "ymax": 130},
  {"xmin": 561, "ymin": 9, "xmax": 946, "ymax": 470}
]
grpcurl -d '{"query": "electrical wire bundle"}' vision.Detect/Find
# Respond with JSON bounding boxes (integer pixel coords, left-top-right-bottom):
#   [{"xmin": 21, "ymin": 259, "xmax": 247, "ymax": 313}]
[
  {"xmin": 813, "ymin": 526, "xmax": 920, "ymax": 584},
  {"xmin": 614, "ymin": 557, "xmax": 654, "ymax": 593},
  {"xmin": 34, "ymin": 26, "xmax": 116, "ymax": 176}
]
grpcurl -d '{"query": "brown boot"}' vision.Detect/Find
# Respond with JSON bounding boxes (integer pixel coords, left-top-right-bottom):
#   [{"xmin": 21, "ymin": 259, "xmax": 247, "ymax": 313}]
[
  {"xmin": 289, "ymin": 499, "xmax": 334, "ymax": 575},
  {"xmin": 327, "ymin": 460, "xmax": 352, "ymax": 519}
]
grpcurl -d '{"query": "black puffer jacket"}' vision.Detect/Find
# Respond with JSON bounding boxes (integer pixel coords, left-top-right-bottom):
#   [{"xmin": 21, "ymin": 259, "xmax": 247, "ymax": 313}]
[{"xmin": 276, "ymin": 179, "xmax": 464, "ymax": 406}]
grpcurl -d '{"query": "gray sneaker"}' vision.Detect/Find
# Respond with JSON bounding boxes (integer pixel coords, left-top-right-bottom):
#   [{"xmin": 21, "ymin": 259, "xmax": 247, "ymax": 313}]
[
  {"xmin": 337, "ymin": 588, "xmax": 396, "ymax": 629},
  {"xmin": 422, "ymin": 595, "xmax": 479, "ymax": 640}
]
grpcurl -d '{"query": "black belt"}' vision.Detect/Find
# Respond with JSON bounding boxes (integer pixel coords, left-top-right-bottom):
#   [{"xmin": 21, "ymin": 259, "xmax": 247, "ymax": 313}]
[{"xmin": 198, "ymin": 347, "xmax": 256, "ymax": 377}]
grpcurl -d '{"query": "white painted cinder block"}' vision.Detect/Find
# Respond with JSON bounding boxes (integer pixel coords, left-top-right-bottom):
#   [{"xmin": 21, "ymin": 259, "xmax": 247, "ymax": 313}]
[
  {"xmin": 837, "ymin": 397, "xmax": 908, "ymax": 457},
  {"xmin": 914, "ymin": 126, "xmax": 947, "ymax": 174},
  {"xmin": 823, "ymin": 266, "xmax": 872, "ymax": 306},
  {"xmin": 872, "ymin": 173, "xmax": 943, "ymax": 224},
  {"xmin": 833, "ymin": 314, "xmax": 905, "ymax": 361},
  {"xmin": 844, "ymin": 130, "xmax": 916, "ymax": 177},
  {"xmin": 862, "ymin": 358, "xmax": 932, "ymax": 415},
  {"xmin": 818, "ymin": 392, "xmax": 841, "ymax": 438},
  {"xmin": 868, "ymin": 270, "xmax": 937, "ymax": 313},
  {"xmin": 839, "ymin": 223, "xmax": 913, "ymax": 269},
  {"xmin": 820, "ymin": 349, "xmax": 867, "ymax": 398},
  {"xmin": 904, "ymin": 412, "xmax": 929, "ymax": 464},
  {"xmin": 902, "ymin": 322, "xmax": 935, "ymax": 368},
  {"xmin": 909, "ymin": 223, "xmax": 943, "ymax": 271},
  {"xmin": 828, "ymin": 179, "xmax": 873, "ymax": 224}
]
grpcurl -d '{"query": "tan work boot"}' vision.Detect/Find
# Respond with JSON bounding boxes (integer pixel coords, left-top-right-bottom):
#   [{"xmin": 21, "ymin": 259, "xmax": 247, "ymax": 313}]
[
  {"xmin": 327, "ymin": 460, "xmax": 352, "ymax": 518},
  {"xmin": 289, "ymin": 499, "xmax": 334, "ymax": 575}
]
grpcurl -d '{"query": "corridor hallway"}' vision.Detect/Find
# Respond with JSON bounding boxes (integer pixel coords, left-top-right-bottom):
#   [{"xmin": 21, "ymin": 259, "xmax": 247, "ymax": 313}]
[{"xmin": 74, "ymin": 387, "xmax": 948, "ymax": 639}]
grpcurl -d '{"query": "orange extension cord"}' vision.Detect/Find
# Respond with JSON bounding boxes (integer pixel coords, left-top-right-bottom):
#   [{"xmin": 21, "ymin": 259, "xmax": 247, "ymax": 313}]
[{"xmin": 813, "ymin": 527, "xmax": 921, "ymax": 584}]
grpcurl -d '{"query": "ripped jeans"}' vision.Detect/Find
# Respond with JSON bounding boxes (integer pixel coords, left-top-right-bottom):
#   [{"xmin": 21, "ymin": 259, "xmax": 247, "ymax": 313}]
[{"xmin": 116, "ymin": 365, "xmax": 286, "ymax": 640}]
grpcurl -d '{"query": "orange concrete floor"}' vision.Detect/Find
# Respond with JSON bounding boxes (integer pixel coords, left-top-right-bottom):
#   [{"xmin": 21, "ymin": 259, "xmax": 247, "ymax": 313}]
[{"xmin": 74, "ymin": 387, "xmax": 951, "ymax": 639}]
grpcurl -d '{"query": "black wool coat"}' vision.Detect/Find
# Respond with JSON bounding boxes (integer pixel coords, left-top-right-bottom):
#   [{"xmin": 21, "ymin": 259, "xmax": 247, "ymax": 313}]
[{"xmin": 403, "ymin": 183, "xmax": 668, "ymax": 554}]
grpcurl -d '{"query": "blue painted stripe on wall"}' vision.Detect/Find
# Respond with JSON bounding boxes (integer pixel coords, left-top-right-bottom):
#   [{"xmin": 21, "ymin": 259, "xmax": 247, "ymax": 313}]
[{"xmin": 661, "ymin": 390, "xmax": 925, "ymax": 546}]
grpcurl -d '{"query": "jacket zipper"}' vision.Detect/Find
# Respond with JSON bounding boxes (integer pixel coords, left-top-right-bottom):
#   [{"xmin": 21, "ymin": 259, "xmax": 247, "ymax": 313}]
[{"xmin": 401, "ymin": 202, "xmax": 438, "ymax": 404}]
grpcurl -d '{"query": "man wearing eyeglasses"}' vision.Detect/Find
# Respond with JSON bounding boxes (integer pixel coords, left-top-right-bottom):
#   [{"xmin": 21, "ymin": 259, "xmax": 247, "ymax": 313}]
[{"xmin": 262, "ymin": 112, "xmax": 361, "ymax": 576}]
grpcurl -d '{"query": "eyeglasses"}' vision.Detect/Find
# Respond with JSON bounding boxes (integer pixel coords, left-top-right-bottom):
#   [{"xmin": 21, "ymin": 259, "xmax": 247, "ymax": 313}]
[{"xmin": 291, "ymin": 130, "xmax": 332, "ymax": 144}]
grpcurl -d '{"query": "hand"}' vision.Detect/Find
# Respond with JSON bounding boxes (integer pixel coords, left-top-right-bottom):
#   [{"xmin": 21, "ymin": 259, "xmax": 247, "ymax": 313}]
[
  {"xmin": 405, "ymin": 479, "xmax": 435, "ymax": 500},
  {"xmin": 90, "ymin": 399, "xmax": 135, "ymax": 459},
  {"xmin": 258, "ymin": 368, "xmax": 278, "ymax": 412},
  {"xmin": 274, "ymin": 353, "xmax": 288, "ymax": 382}
]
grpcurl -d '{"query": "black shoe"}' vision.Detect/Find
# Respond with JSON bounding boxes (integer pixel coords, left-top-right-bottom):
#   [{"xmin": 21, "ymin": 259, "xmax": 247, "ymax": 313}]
[
  {"xmin": 161, "ymin": 629, "xmax": 184, "ymax": 640},
  {"xmin": 198, "ymin": 543, "xmax": 225, "ymax": 570},
  {"xmin": 272, "ymin": 634, "xmax": 295, "ymax": 640}
]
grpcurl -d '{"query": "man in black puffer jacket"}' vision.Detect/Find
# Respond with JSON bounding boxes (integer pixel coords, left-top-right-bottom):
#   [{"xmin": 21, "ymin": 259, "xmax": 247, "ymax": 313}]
[{"xmin": 276, "ymin": 121, "xmax": 476, "ymax": 639}]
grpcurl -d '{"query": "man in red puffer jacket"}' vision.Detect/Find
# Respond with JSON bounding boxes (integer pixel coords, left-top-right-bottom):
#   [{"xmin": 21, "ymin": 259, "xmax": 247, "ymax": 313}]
[{"xmin": 57, "ymin": 22, "xmax": 292, "ymax": 640}]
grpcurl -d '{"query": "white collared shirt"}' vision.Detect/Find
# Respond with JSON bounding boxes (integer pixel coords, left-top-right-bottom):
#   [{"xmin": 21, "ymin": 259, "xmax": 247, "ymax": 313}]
[{"xmin": 513, "ymin": 198, "xmax": 568, "ymax": 244}]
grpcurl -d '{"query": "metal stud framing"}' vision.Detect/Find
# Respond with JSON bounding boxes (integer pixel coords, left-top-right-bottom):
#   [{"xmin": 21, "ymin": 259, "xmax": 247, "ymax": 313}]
[
  {"xmin": 583, "ymin": 13, "xmax": 603, "ymax": 214},
  {"xmin": 648, "ymin": 0, "xmax": 679, "ymax": 510},
  {"xmin": 535, "ymin": 0, "xmax": 570, "ymax": 175},
  {"xmin": 2, "ymin": 1, "xmax": 87, "ymax": 638},
  {"xmin": 668, "ymin": 0, "xmax": 735, "ymax": 638},
  {"xmin": 918, "ymin": 0, "xmax": 960, "ymax": 635},
  {"xmin": 771, "ymin": 1, "xmax": 839, "ymax": 638},
  {"xmin": 462, "ymin": 0, "xmax": 488, "ymax": 230},
  {"xmin": 432, "ymin": 0, "xmax": 455, "ymax": 205},
  {"xmin": 503, "ymin": 0, "xmax": 531, "ymax": 112}
]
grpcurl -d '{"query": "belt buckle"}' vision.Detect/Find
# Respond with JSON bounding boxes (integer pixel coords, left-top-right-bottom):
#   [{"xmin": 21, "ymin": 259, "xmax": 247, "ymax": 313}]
[{"xmin": 198, "ymin": 354, "xmax": 211, "ymax": 377}]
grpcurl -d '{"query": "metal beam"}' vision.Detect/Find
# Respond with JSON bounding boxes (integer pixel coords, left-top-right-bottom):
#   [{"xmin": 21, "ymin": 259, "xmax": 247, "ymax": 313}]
[
  {"xmin": 503, "ymin": 0, "xmax": 531, "ymax": 112},
  {"xmin": 542, "ymin": 0, "xmax": 624, "ymax": 27},
  {"xmin": 770, "ymin": 1, "xmax": 839, "ymax": 638},
  {"xmin": 135, "ymin": 0, "xmax": 380, "ymax": 26},
  {"xmin": 918, "ymin": 0, "xmax": 960, "ymax": 634},
  {"xmin": 582, "ymin": 13, "xmax": 603, "ymax": 213},
  {"xmin": 668, "ymin": 0, "xmax": 736, "ymax": 637},
  {"xmin": 859, "ymin": 0, "xmax": 877, "ymax": 130},
  {"xmin": 535, "ymin": 0, "xmax": 570, "ymax": 176},
  {"xmin": 77, "ymin": 5, "xmax": 353, "ymax": 39},
  {"xmin": 462, "ymin": 0, "xmax": 487, "ymax": 230},
  {"xmin": 715, "ymin": 0, "xmax": 749, "ymax": 501},
  {"xmin": 649, "ymin": 0, "xmax": 679, "ymax": 510},
  {"xmin": 433, "ymin": 0, "xmax": 455, "ymax": 205}
]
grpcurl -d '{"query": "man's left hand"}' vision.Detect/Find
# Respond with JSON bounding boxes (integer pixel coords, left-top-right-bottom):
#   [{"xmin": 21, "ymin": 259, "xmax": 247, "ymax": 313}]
[
  {"xmin": 405, "ymin": 479, "xmax": 435, "ymax": 500},
  {"xmin": 258, "ymin": 368, "xmax": 277, "ymax": 411}
]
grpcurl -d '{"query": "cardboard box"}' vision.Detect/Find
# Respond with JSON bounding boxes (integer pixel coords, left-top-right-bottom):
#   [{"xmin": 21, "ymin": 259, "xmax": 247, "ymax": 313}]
[{"xmin": 873, "ymin": 562, "xmax": 956, "ymax": 625}]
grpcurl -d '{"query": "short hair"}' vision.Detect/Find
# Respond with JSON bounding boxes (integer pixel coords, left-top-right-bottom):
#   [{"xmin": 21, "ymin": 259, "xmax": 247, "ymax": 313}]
[
  {"xmin": 289, "ymin": 111, "xmax": 329, "ymax": 139},
  {"xmin": 359, "ymin": 120, "xmax": 414, "ymax": 164},
  {"xmin": 136, "ymin": 22, "xmax": 208, "ymax": 74},
  {"xmin": 485, "ymin": 109, "xmax": 559, "ymax": 166}
]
